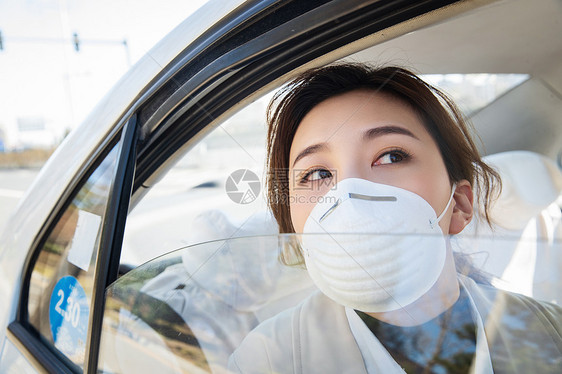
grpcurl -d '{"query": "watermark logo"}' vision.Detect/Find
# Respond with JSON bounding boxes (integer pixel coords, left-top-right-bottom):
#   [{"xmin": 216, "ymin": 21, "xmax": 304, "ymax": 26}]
[{"xmin": 226, "ymin": 169, "xmax": 261, "ymax": 204}]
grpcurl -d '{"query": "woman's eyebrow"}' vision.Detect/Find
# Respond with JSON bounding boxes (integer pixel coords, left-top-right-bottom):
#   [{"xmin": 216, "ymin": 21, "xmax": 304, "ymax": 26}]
[
  {"xmin": 362, "ymin": 125, "xmax": 420, "ymax": 141},
  {"xmin": 292, "ymin": 143, "xmax": 328, "ymax": 167}
]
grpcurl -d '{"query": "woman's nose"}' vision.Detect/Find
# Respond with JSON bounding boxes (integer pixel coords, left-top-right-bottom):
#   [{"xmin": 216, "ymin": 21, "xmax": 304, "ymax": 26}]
[{"xmin": 336, "ymin": 164, "xmax": 372, "ymax": 183}]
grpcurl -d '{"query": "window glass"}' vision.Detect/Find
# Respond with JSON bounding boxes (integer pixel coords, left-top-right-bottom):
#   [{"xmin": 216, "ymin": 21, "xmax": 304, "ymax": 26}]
[
  {"xmin": 27, "ymin": 143, "xmax": 119, "ymax": 369},
  {"xmin": 101, "ymin": 232, "xmax": 562, "ymax": 373},
  {"xmin": 99, "ymin": 235, "xmax": 315, "ymax": 374}
]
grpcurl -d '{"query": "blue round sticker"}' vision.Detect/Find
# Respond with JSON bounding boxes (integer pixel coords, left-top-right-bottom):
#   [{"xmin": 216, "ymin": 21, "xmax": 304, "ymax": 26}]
[{"xmin": 49, "ymin": 276, "xmax": 90, "ymax": 360}]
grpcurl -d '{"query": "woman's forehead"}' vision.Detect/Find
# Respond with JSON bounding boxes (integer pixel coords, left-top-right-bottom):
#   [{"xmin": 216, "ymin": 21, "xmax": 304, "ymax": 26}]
[{"xmin": 289, "ymin": 90, "xmax": 428, "ymax": 161}]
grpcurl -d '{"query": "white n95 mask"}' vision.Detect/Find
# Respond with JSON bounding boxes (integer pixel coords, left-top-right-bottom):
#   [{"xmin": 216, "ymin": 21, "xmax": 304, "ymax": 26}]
[{"xmin": 301, "ymin": 178, "xmax": 456, "ymax": 313}]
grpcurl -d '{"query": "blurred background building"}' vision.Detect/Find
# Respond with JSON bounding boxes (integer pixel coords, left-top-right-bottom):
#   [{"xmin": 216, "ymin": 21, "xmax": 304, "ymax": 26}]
[{"xmin": 0, "ymin": 0, "xmax": 208, "ymax": 157}]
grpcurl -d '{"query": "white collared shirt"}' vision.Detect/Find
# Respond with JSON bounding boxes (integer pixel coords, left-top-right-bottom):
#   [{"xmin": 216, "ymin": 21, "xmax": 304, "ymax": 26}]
[{"xmin": 345, "ymin": 277, "xmax": 494, "ymax": 374}]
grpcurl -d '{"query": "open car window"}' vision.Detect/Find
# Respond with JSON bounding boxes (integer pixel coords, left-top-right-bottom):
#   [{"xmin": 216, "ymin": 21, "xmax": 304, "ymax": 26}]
[{"xmin": 120, "ymin": 95, "xmax": 273, "ymax": 268}]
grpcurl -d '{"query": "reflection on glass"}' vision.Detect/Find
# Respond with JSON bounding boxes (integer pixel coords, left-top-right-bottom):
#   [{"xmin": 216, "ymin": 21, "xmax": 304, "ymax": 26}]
[
  {"xmin": 101, "ymin": 255, "xmax": 211, "ymax": 374},
  {"xmin": 100, "ymin": 235, "xmax": 315, "ymax": 374},
  {"xmin": 100, "ymin": 234, "xmax": 561, "ymax": 373},
  {"xmin": 27, "ymin": 145, "xmax": 118, "ymax": 368},
  {"xmin": 357, "ymin": 287, "xmax": 477, "ymax": 373}
]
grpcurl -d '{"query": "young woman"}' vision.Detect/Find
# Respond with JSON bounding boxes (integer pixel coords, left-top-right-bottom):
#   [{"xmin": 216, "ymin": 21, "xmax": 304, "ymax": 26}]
[{"xmin": 228, "ymin": 64, "xmax": 562, "ymax": 373}]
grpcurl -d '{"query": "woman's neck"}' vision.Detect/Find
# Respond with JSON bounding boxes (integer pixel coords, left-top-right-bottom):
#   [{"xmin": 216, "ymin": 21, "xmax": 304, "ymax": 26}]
[{"xmin": 364, "ymin": 248, "xmax": 460, "ymax": 327}]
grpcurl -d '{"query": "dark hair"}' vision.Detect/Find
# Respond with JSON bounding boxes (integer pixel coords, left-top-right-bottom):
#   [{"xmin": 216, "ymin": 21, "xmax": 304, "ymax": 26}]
[{"xmin": 266, "ymin": 63, "xmax": 501, "ymax": 265}]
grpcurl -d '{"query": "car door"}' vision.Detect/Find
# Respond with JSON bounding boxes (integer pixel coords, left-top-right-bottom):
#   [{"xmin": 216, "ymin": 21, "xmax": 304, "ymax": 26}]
[{"xmin": 2, "ymin": 0, "xmax": 474, "ymax": 372}]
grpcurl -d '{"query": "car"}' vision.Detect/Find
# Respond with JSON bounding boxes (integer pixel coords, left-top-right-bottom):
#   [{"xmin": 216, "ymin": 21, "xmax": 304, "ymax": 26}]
[{"xmin": 1, "ymin": 0, "xmax": 561, "ymax": 372}]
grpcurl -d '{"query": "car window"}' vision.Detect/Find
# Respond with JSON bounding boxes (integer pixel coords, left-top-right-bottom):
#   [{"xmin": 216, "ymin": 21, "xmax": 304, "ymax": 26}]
[
  {"xmin": 104, "ymin": 93, "xmax": 319, "ymax": 372},
  {"xmin": 120, "ymin": 95, "xmax": 273, "ymax": 268},
  {"xmin": 101, "ymin": 231, "xmax": 562, "ymax": 373},
  {"xmin": 102, "ymin": 0, "xmax": 561, "ymax": 371},
  {"xmin": 99, "ymin": 235, "xmax": 315, "ymax": 374},
  {"xmin": 26, "ymin": 143, "xmax": 119, "ymax": 369}
]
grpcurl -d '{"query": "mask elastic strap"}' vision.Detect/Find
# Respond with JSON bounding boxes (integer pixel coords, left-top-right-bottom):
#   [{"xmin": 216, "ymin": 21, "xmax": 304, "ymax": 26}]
[{"xmin": 430, "ymin": 183, "xmax": 457, "ymax": 229}]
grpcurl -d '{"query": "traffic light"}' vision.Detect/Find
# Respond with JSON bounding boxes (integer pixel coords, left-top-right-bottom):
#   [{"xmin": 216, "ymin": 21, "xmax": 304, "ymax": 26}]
[{"xmin": 73, "ymin": 32, "xmax": 79, "ymax": 52}]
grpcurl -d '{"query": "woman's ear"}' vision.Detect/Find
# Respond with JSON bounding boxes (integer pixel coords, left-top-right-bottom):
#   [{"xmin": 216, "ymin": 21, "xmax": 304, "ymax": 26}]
[{"xmin": 448, "ymin": 179, "xmax": 474, "ymax": 235}]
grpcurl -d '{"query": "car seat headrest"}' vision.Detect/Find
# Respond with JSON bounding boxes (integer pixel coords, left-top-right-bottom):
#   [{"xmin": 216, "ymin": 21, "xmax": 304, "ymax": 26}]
[{"xmin": 484, "ymin": 150, "xmax": 562, "ymax": 230}]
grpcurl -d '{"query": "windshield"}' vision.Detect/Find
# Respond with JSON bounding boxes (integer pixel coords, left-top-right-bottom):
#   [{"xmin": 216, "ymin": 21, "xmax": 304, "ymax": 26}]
[{"xmin": 99, "ymin": 233, "xmax": 562, "ymax": 373}]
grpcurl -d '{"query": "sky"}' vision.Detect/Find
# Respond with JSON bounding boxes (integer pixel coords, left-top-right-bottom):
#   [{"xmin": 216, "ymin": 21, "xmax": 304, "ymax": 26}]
[{"xmin": 0, "ymin": 0, "xmax": 209, "ymax": 149}]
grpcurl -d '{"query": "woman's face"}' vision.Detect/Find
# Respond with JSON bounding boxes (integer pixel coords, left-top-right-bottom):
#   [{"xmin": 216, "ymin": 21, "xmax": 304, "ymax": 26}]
[{"xmin": 288, "ymin": 89, "xmax": 471, "ymax": 234}]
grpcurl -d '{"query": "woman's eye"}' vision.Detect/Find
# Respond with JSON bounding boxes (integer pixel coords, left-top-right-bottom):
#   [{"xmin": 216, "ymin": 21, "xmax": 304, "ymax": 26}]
[
  {"xmin": 301, "ymin": 168, "xmax": 332, "ymax": 182},
  {"xmin": 373, "ymin": 150, "xmax": 409, "ymax": 166}
]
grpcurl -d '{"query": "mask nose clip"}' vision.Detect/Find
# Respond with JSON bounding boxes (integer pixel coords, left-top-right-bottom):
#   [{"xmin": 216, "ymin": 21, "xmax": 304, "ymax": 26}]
[
  {"xmin": 318, "ymin": 193, "xmax": 397, "ymax": 223},
  {"xmin": 348, "ymin": 193, "xmax": 397, "ymax": 202}
]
